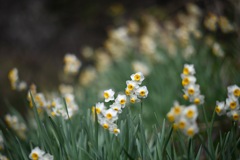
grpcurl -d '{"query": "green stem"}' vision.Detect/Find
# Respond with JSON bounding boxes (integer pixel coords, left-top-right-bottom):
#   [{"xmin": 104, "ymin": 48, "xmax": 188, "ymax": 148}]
[{"xmin": 201, "ymin": 105, "xmax": 209, "ymax": 129}]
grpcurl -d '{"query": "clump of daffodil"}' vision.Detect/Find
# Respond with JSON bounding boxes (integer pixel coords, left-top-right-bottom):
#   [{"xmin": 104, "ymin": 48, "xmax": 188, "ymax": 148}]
[
  {"xmin": 4, "ymin": 114, "xmax": 27, "ymax": 139},
  {"xmin": 29, "ymin": 147, "xmax": 53, "ymax": 160},
  {"xmin": 8, "ymin": 68, "xmax": 27, "ymax": 91},
  {"xmin": 93, "ymin": 72, "xmax": 148, "ymax": 136},
  {"xmin": 50, "ymin": 93, "xmax": 79, "ymax": 119},
  {"xmin": 204, "ymin": 13, "xmax": 218, "ymax": 31},
  {"xmin": 27, "ymin": 84, "xmax": 51, "ymax": 113},
  {"xmin": 64, "ymin": 53, "xmax": 81, "ymax": 75},
  {"xmin": 204, "ymin": 13, "xmax": 234, "ymax": 33},
  {"xmin": 218, "ymin": 16, "xmax": 234, "ymax": 33},
  {"xmin": 215, "ymin": 85, "xmax": 240, "ymax": 121},
  {"xmin": 167, "ymin": 101, "xmax": 199, "ymax": 137},
  {"xmin": 181, "ymin": 64, "xmax": 205, "ymax": 105},
  {"xmin": 27, "ymin": 83, "xmax": 79, "ymax": 119},
  {"xmin": 79, "ymin": 66, "xmax": 97, "ymax": 87},
  {"xmin": 125, "ymin": 72, "xmax": 149, "ymax": 104}
]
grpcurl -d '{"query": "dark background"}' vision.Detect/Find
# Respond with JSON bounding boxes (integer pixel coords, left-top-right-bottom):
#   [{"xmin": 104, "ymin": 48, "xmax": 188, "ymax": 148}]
[{"xmin": 0, "ymin": 0, "xmax": 238, "ymax": 115}]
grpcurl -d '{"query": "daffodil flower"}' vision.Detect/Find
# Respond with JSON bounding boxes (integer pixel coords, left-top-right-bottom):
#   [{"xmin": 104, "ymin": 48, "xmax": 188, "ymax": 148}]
[
  {"xmin": 215, "ymin": 101, "xmax": 226, "ymax": 116},
  {"xmin": 130, "ymin": 72, "xmax": 145, "ymax": 84},
  {"xmin": 136, "ymin": 86, "xmax": 148, "ymax": 99},
  {"xmin": 103, "ymin": 89, "xmax": 115, "ymax": 102}
]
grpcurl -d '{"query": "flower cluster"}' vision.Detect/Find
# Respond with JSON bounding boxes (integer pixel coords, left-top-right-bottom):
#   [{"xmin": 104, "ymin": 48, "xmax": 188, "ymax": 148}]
[
  {"xmin": 29, "ymin": 147, "xmax": 53, "ymax": 160},
  {"xmin": 64, "ymin": 53, "xmax": 81, "ymax": 75},
  {"xmin": 94, "ymin": 72, "xmax": 148, "ymax": 136},
  {"xmin": 27, "ymin": 84, "xmax": 50, "ymax": 113},
  {"xmin": 51, "ymin": 93, "xmax": 79, "ymax": 119},
  {"xmin": 181, "ymin": 64, "xmax": 204, "ymax": 105},
  {"xmin": 204, "ymin": 13, "xmax": 234, "ymax": 33},
  {"xmin": 167, "ymin": 101, "xmax": 199, "ymax": 137},
  {"xmin": 5, "ymin": 114, "xmax": 27, "ymax": 139},
  {"xmin": 125, "ymin": 72, "xmax": 149, "ymax": 103},
  {"xmin": 8, "ymin": 68, "xmax": 27, "ymax": 91},
  {"xmin": 215, "ymin": 85, "xmax": 240, "ymax": 121},
  {"xmin": 27, "ymin": 84, "xmax": 79, "ymax": 119}
]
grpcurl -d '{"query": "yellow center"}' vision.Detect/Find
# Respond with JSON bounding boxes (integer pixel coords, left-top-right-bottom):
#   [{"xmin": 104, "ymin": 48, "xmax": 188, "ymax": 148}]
[
  {"xmin": 51, "ymin": 101, "xmax": 56, "ymax": 107},
  {"xmin": 183, "ymin": 94, "xmax": 188, "ymax": 100},
  {"xmin": 194, "ymin": 98, "xmax": 200, "ymax": 105},
  {"xmin": 167, "ymin": 113, "xmax": 174, "ymax": 122},
  {"xmin": 186, "ymin": 110, "xmax": 194, "ymax": 118},
  {"xmin": 113, "ymin": 128, "xmax": 119, "ymax": 134},
  {"xmin": 234, "ymin": 89, "xmax": 240, "ymax": 97},
  {"xmin": 120, "ymin": 99, "xmax": 126, "ymax": 105},
  {"xmin": 187, "ymin": 128, "xmax": 194, "ymax": 136},
  {"xmin": 104, "ymin": 92, "xmax": 109, "ymax": 99},
  {"xmin": 134, "ymin": 74, "xmax": 141, "ymax": 81},
  {"xmin": 66, "ymin": 97, "xmax": 71, "ymax": 103},
  {"xmin": 140, "ymin": 91, "xmax": 145, "ymax": 97},
  {"xmin": 233, "ymin": 114, "xmax": 239, "ymax": 121},
  {"xmin": 106, "ymin": 113, "xmax": 112, "ymax": 119},
  {"xmin": 51, "ymin": 112, "xmax": 56, "ymax": 116},
  {"xmin": 128, "ymin": 84, "xmax": 134, "ymax": 90},
  {"xmin": 173, "ymin": 106, "xmax": 181, "ymax": 115},
  {"xmin": 179, "ymin": 121, "xmax": 185, "ymax": 129},
  {"xmin": 96, "ymin": 108, "xmax": 101, "ymax": 114},
  {"xmin": 188, "ymin": 88, "xmax": 194, "ymax": 95},
  {"xmin": 230, "ymin": 102, "xmax": 237, "ymax": 110},
  {"xmin": 182, "ymin": 78, "xmax": 189, "ymax": 86},
  {"xmin": 215, "ymin": 106, "xmax": 221, "ymax": 113},
  {"xmin": 130, "ymin": 98, "xmax": 135, "ymax": 103},
  {"xmin": 114, "ymin": 107, "xmax": 119, "ymax": 111},
  {"xmin": 32, "ymin": 153, "xmax": 39, "ymax": 160},
  {"xmin": 35, "ymin": 95, "xmax": 41, "ymax": 101},
  {"xmin": 103, "ymin": 123, "xmax": 109, "ymax": 129},
  {"xmin": 183, "ymin": 68, "xmax": 189, "ymax": 75},
  {"xmin": 125, "ymin": 89, "xmax": 131, "ymax": 95}
]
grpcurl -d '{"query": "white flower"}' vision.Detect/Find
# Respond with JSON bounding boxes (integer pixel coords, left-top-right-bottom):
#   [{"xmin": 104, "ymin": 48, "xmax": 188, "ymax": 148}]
[
  {"xmin": 103, "ymin": 108, "xmax": 118, "ymax": 122},
  {"xmin": 177, "ymin": 117, "xmax": 190, "ymax": 130},
  {"xmin": 129, "ymin": 94, "xmax": 141, "ymax": 104},
  {"xmin": 29, "ymin": 147, "xmax": 45, "ymax": 160},
  {"xmin": 110, "ymin": 102, "xmax": 122, "ymax": 113},
  {"xmin": 136, "ymin": 86, "xmax": 148, "ymax": 99},
  {"xmin": 181, "ymin": 75, "xmax": 196, "ymax": 86},
  {"xmin": 183, "ymin": 105, "xmax": 198, "ymax": 121},
  {"xmin": 226, "ymin": 110, "xmax": 240, "ymax": 121},
  {"xmin": 109, "ymin": 127, "xmax": 121, "ymax": 136},
  {"xmin": 95, "ymin": 102, "xmax": 106, "ymax": 114},
  {"xmin": 182, "ymin": 64, "xmax": 195, "ymax": 75},
  {"xmin": 226, "ymin": 96, "xmax": 239, "ymax": 110},
  {"xmin": 115, "ymin": 94, "xmax": 127, "ymax": 107},
  {"xmin": 130, "ymin": 72, "xmax": 145, "ymax": 84},
  {"xmin": 40, "ymin": 153, "xmax": 54, "ymax": 160},
  {"xmin": 227, "ymin": 85, "xmax": 240, "ymax": 98},
  {"xmin": 98, "ymin": 117, "xmax": 116, "ymax": 130},
  {"xmin": 126, "ymin": 80, "xmax": 139, "ymax": 91},
  {"xmin": 185, "ymin": 84, "xmax": 200, "ymax": 96},
  {"xmin": 215, "ymin": 101, "xmax": 226, "ymax": 116},
  {"xmin": 103, "ymin": 89, "xmax": 115, "ymax": 102},
  {"xmin": 0, "ymin": 154, "xmax": 8, "ymax": 160},
  {"xmin": 64, "ymin": 53, "xmax": 81, "ymax": 74},
  {"xmin": 183, "ymin": 122, "xmax": 199, "ymax": 137},
  {"xmin": 190, "ymin": 94, "xmax": 205, "ymax": 105}
]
